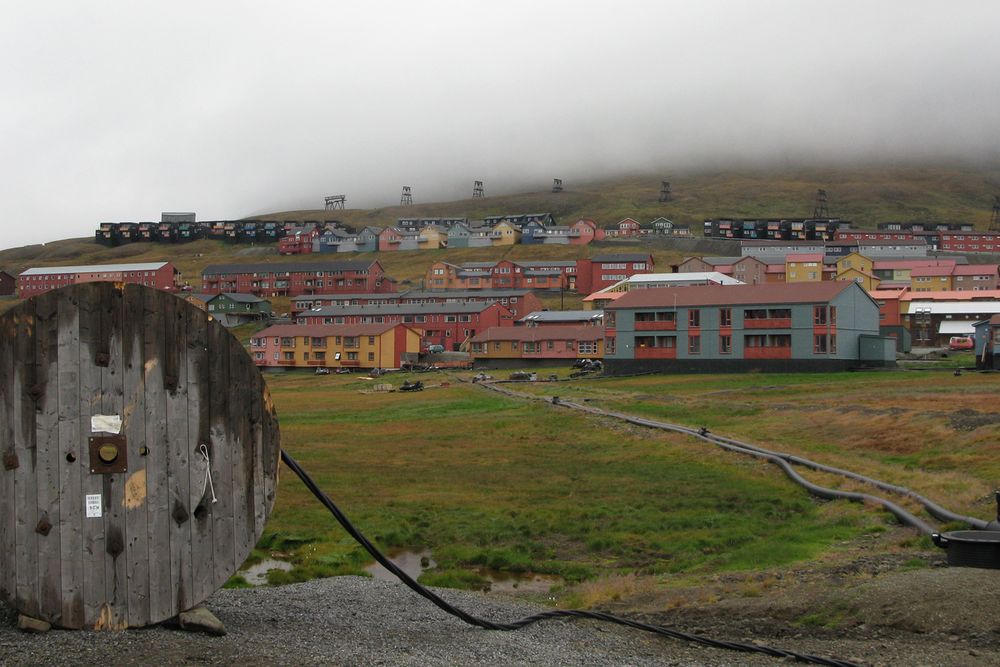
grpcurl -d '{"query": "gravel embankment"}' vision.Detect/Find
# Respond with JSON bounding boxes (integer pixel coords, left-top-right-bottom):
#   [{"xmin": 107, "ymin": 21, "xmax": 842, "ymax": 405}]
[{"xmin": 1, "ymin": 574, "xmax": 998, "ymax": 666}]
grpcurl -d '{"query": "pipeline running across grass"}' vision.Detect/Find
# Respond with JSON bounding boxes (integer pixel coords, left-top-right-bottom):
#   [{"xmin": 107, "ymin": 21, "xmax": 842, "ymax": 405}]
[
  {"xmin": 281, "ymin": 448, "xmax": 862, "ymax": 667},
  {"xmin": 479, "ymin": 380, "xmax": 991, "ymax": 535}
]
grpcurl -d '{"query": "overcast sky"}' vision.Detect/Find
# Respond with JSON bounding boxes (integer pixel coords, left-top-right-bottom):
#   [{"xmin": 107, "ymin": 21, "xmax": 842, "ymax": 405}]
[{"xmin": 2, "ymin": 1, "xmax": 999, "ymax": 249}]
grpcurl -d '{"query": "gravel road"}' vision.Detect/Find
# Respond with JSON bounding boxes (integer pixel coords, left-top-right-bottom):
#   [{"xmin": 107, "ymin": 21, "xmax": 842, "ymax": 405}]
[{"xmin": 2, "ymin": 572, "xmax": 998, "ymax": 667}]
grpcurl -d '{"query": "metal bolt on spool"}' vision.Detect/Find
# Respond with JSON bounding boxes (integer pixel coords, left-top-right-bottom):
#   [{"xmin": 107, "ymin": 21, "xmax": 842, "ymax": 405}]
[{"xmin": 0, "ymin": 283, "xmax": 280, "ymax": 629}]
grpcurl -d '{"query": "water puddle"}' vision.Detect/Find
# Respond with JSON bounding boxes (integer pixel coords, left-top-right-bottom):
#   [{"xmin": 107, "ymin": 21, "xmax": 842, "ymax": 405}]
[
  {"xmin": 480, "ymin": 570, "xmax": 563, "ymax": 594},
  {"xmin": 242, "ymin": 558, "xmax": 293, "ymax": 585},
  {"xmin": 364, "ymin": 549, "xmax": 563, "ymax": 594},
  {"xmin": 365, "ymin": 549, "xmax": 436, "ymax": 581}
]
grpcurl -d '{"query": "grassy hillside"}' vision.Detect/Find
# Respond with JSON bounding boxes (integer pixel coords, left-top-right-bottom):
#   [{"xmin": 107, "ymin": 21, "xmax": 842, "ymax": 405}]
[
  {"xmin": 2, "ymin": 164, "xmax": 999, "ymax": 311},
  {"xmin": 257, "ymin": 163, "xmax": 1000, "ymax": 231}
]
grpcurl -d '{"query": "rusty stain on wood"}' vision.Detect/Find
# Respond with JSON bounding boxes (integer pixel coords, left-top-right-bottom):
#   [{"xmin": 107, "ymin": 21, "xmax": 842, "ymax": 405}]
[
  {"xmin": 123, "ymin": 470, "xmax": 147, "ymax": 510},
  {"xmin": 0, "ymin": 283, "xmax": 280, "ymax": 630}
]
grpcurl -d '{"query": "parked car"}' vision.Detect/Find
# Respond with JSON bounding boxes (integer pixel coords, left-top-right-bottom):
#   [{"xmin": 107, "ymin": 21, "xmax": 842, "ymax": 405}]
[
  {"xmin": 315, "ymin": 367, "xmax": 331, "ymax": 375},
  {"xmin": 948, "ymin": 336, "xmax": 974, "ymax": 351},
  {"xmin": 426, "ymin": 344, "xmax": 445, "ymax": 354}
]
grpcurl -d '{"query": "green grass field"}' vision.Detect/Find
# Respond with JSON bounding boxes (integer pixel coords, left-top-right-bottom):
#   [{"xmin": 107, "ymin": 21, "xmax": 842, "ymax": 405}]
[{"xmin": 238, "ymin": 366, "xmax": 1000, "ymax": 603}]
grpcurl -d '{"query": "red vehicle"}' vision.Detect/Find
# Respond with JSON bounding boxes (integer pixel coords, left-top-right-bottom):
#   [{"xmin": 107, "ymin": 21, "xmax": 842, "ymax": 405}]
[{"xmin": 948, "ymin": 336, "xmax": 974, "ymax": 351}]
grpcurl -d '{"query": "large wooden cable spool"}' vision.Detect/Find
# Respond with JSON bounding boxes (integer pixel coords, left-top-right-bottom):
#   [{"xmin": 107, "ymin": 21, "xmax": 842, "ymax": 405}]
[{"xmin": 0, "ymin": 283, "xmax": 280, "ymax": 629}]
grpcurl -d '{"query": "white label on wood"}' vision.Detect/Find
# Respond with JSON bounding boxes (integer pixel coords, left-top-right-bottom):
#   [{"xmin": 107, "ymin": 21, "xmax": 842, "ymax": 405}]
[
  {"xmin": 85, "ymin": 494, "xmax": 102, "ymax": 518},
  {"xmin": 91, "ymin": 414, "xmax": 122, "ymax": 434}
]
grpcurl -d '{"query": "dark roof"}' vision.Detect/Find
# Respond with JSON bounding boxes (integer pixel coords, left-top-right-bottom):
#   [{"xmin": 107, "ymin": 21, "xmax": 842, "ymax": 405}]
[
  {"xmin": 252, "ymin": 323, "xmax": 403, "ymax": 338},
  {"xmin": 607, "ymin": 282, "xmax": 858, "ymax": 310},
  {"xmin": 402, "ymin": 289, "xmax": 535, "ymax": 299},
  {"xmin": 203, "ymin": 260, "xmax": 377, "ymax": 275},
  {"xmin": 292, "ymin": 291, "xmax": 404, "ymax": 303},
  {"xmin": 589, "ymin": 254, "xmax": 652, "ymax": 262},
  {"xmin": 303, "ymin": 301, "xmax": 505, "ymax": 317},
  {"xmin": 213, "ymin": 292, "xmax": 268, "ymax": 304}
]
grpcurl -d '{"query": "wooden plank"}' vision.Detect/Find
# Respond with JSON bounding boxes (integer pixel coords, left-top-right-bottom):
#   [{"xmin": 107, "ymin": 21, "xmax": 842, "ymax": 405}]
[
  {"xmin": 209, "ymin": 322, "xmax": 235, "ymax": 586},
  {"xmin": 0, "ymin": 300, "xmax": 16, "ymax": 610},
  {"xmin": 121, "ymin": 286, "xmax": 149, "ymax": 628},
  {"xmin": 100, "ymin": 284, "xmax": 128, "ymax": 630},
  {"xmin": 34, "ymin": 292, "xmax": 62, "ymax": 624},
  {"xmin": 186, "ymin": 305, "xmax": 214, "ymax": 606},
  {"xmin": 164, "ymin": 294, "xmax": 192, "ymax": 614},
  {"xmin": 230, "ymin": 349, "xmax": 255, "ymax": 570},
  {"xmin": 56, "ymin": 287, "xmax": 85, "ymax": 628},
  {"xmin": 13, "ymin": 304, "xmax": 39, "ymax": 618},
  {"xmin": 77, "ymin": 283, "xmax": 107, "ymax": 628},
  {"xmin": 142, "ymin": 288, "xmax": 172, "ymax": 623}
]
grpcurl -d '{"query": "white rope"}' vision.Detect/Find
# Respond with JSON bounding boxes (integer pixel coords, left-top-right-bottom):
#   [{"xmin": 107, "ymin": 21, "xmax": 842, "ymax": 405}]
[{"xmin": 199, "ymin": 444, "xmax": 218, "ymax": 504}]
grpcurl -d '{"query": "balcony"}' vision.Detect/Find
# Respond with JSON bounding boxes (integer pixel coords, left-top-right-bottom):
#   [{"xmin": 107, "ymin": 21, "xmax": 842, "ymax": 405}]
[
  {"xmin": 743, "ymin": 318, "xmax": 791, "ymax": 329},
  {"xmin": 635, "ymin": 346, "xmax": 677, "ymax": 359},
  {"xmin": 635, "ymin": 320, "xmax": 676, "ymax": 331},
  {"xmin": 744, "ymin": 346, "xmax": 792, "ymax": 360}
]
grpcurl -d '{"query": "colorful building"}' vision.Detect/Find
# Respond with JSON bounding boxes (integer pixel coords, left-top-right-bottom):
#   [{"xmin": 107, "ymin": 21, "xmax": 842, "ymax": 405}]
[
  {"xmin": 18, "ymin": 262, "xmax": 180, "ymax": 298},
  {"xmin": 201, "ymin": 260, "xmax": 393, "ymax": 298},
  {"xmin": 250, "ymin": 323, "xmax": 421, "ymax": 370},
  {"xmin": 603, "ymin": 282, "xmax": 894, "ymax": 373},
  {"xmin": 470, "ymin": 325, "xmax": 604, "ymax": 367},
  {"xmin": 297, "ymin": 301, "xmax": 515, "ymax": 351}
]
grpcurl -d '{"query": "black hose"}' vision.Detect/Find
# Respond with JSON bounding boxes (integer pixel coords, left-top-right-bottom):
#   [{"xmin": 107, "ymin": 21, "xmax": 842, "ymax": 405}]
[
  {"xmin": 280, "ymin": 448, "xmax": 861, "ymax": 667},
  {"xmin": 480, "ymin": 381, "xmax": 986, "ymax": 534}
]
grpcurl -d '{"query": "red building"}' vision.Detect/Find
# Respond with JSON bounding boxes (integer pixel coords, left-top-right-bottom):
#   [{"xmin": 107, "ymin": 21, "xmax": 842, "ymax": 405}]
[
  {"xmin": 278, "ymin": 229, "xmax": 318, "ymax": 255},
  {"xmin": 575, "ymin": 253, "xmax": 654, "ymax": 295},
  {"xmin": 18, "ymin": 262, "xmax": 179, "ymax": 298},
  {"xmin": 201, "ymin": 260, "xmax": 394, "ymax": 298},
  {"xmin": 291, "ymin": 289, "xmax": 543, "ymax": 319},
  {"xmin": 296, "ymin": 300, "xmax": 515, "ymax": 351}
]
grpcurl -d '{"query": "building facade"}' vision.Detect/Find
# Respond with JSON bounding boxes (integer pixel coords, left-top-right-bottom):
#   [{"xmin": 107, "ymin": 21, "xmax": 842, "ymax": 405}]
[
  {"xmin": 19, "ymin": 262, "xmax": 179, "ymax": 298},
  {"xmin": 603, "ymin": 282, "xmax": 894, "ymax": 373},
  {"xmin": 250, "ymin": 323, "xmax": 421, "ymax": 370},
  {"xmin": 297, "ymin": 301, "xmax": 515, "ymax": 351},
  {"xmin": 201, "ymin": 260, "xmax": 393, "ymax": 297}
]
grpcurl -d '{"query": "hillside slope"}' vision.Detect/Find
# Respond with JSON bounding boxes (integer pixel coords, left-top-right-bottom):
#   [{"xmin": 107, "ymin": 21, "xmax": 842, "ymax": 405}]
[{"xmin": 2, "ymin": 164, "xmax": 999, "ymax": 297}]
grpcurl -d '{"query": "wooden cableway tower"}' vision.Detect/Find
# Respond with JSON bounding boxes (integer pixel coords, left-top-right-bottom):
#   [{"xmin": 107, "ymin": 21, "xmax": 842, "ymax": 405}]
[{"xmin": 0, "ymin": 282, "xmax": 280, "ymax": 629}]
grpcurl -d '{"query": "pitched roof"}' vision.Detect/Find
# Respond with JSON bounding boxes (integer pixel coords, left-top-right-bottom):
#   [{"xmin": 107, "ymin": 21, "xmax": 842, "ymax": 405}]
[
  {"xmin": 607, "ymin": 282, "xmax": 858, "ymax": 310},
  {"xmin": 471, "ymin": 325, "xmax": 604, "ymax": 343},
  {"xmin": 303, "ymin": 301, "xmax": 505, "ymax": 316},
  {"xmin": 213, "ymin": 292, "xmax": 268, "ymax": 303},
  {"xmin": 402, "ymin": 288, "xmax": 535, "ymax": 299},
  {"xmin": 518, "ymin": 310, "xmax": 603, "ymax": 324},
  {"xmin": 786, "ymin": 253, "xmax": 824, "ymax": 262},
  {"xmin": 251, "ymin": 323, "xmax": 403, "ymax": 339},
  {"xmin": 202, "ymin": 260, "xmax": 377, "ymax": 275},
  {"xmin": 910, "ymin": 266, "xmax": 954, "ymax": 277},
  {"xmin": 21, "ymin": 262, "xmax": 170, "ymax": 276},
  {"xmin": 900, "ymin": 289, "xmax": 1000, "ymax": 301},
  {"xmin": 292, "ymin": 292, "xmax": 405, "ymax": 303},
  {"xmin": 873, "ymin": 259, "xmax": 957, "ymax": 270},
  {"xmin": 953, "ymin": 264, "xmax": 999, "ymax": 276}
]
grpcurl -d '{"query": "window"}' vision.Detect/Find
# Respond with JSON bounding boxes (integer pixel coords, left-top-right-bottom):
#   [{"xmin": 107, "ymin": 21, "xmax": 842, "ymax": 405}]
[
  {"xmin": 605, "ymin": 311, "xmax": 616, "ymax": 327},
  {"xmin": 314, "ymin": 351, "xmax": 326, "ymax": 361},
  {"xmin": 719, "ymin": 308, "xmax": 731, "ymax": 327},
  {"xmin": 368, "ymin": 336, "xmax": 375, "ymax": 345},
  {"xmin": 283, "ymin": 352, "xmax": 295, "ymax": 361},
  {"xmin": 347, "ymin": 352, "xmax": 358, "ymax": 361},
  {"xmin": 688, "ymin": 335, "xmax": 700, "ymax": 354},
  {"xmin": 688, "ymin": 310, "xmax": 700, "ymax": 327},
  {"xmin": 368, "ymin": 352, "xmax": 375, "ymax": 361},
  {"xmin": 814, "ymin": 335, "xmax": 829, "ymax": 353},
  {"xmin": 719, "ymin": 334, "xmax": 732, "ymax": 354},
  {"xmin": 813, "ymin": 306, "xmax": 828, "ymax": 325},
  {"xmin": 494, "ymin": 342, "xmax": 501, "ymax": 351}
]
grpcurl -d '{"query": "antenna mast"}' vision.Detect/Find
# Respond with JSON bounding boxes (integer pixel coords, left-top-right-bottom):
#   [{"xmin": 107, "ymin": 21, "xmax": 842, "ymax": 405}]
[
  {"xmin": 472, "ymin": 180, "xmax": 484, "ymax": 198},
  {"xmin": 813, "ymin": 189, "xmax": 829, "ymax": 218},
  {"xmin": 400, "ymin": 186, "xmax": 413, "ymax": 206}
]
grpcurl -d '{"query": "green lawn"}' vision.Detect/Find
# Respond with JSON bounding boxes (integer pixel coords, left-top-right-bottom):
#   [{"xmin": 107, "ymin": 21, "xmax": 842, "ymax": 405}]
[{"xmin": 242, "ymin": 371, "xmax": 912, "ymax": 595}]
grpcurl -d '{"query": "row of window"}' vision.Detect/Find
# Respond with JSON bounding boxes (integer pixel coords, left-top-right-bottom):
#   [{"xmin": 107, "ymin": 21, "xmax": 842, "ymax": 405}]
[
  {"xmin": 618, "ymin": 306, "xmax": 831, "ymax": 327},
  {"xmin": 630, "ymin": 333, "xmax": 836, "ymax": 354}
]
